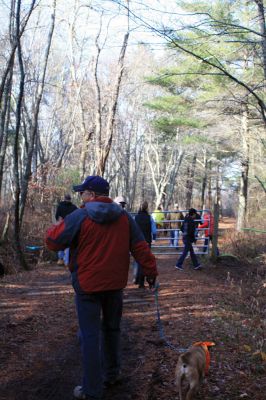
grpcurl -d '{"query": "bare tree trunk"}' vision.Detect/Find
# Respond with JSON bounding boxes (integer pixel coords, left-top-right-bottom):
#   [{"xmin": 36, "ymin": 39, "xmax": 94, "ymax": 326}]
[
  {"xmin": 13, "ymin": 0, "xmax": 29, "ymax": 270},
  {"xmin": 0, "ymin": 67, "xmax": 13, "ymax": 198},
  {"xmin": 211, "ymin": 203, "xmax": 219, "ymax": 262},
  {"xmin": 96, "ymin": 32, "xmax": 129, "ymax": 175},
  {"xmin": 215, "ymin": 162, "xmax": 222, "ymax": 216},
  {"xmin": 254, "ymin": 0, "xmax": 266, "ymax": 80},
  {"xmin": 237, "ymin": 107, "xmax": 250, "ymax": 231},
  {"xmin": 0, "ymin": 0, "xmax": 37, "ymax": 106},
  {"xmin": 146, "ymin": 135, "xmax": 176, "ymax": 206},
  {"xmin": 67, "ymin": 3, "xmax": 94, "ymax": 179},
  {"xmin": 93, "ymin": 16, "xmax": 104, "ymax": 175},
  {"xmin": 124, "ymin": 127, "xmax": 130, "ymax": 197},
  {"xmin": 19, "ymin": 0, "xmax": 57, "ymax": 225},
  {"xmin": 185, "ymin": 153, "xmax": 197, "ymax": 209},
  {"xmin": 166, "ymin": 150, "xmax": 184, "ymax": 208},
  {"xmin": 141, "ymin": 156, "xmax": 146, "ymax": 203},
  {"xmin": 0, "ymin": 212, "xmax": 10, "ymax": 244},
  {"xmin": 255, "ymin": 175, "xmax": 266, "ymax": 193},
  {"xmin": 0, "ymin": 0, "xmax": 16, "ymax": 198},
  {"xmin": 32, "ymin": 126, "xmax": 38, "ymax": 182},
  {"xmin": 200, "ymin": 153, "xmax": 208, "ymax": 210},
  {"xmin": 207, "ymin": 160, "xmax": 212, "ymax": 209},
  {"xmin": 128, "ymin": 129, "xmax": 143, "ymax": 210}
]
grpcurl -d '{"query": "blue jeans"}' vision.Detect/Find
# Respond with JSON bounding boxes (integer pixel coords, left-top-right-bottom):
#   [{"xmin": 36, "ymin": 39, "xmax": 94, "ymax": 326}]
[
  {"xmin": 176, "ymin": 237, "xmax": 200, "ymax": 268},
  {"xmin": 57, "ymin": 248, "xmax": 70, "ymax": 265},
  {"xmin": 203, "ymin": 236, "xmax": 220, "ymax": 255},
  {"xmin": 170, "ymin": 229, "xmax": 179, "ymax": 247},
  {"xmin": 133, "ymin": 260, "xmax": 138, "ymax": 283},
  {"xmin": 75, "ymin": 290, "xmax": 123, "ymax": 398},
  {"xmin": 203, "ymin": 237, "xmax": 209, "ymax": 253}
]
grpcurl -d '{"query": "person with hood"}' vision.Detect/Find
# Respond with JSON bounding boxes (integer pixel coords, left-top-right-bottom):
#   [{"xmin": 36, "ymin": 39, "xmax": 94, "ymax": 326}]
[
  {"xmin": 45, "ymin": 176, "xmax": 158, "ymax": 400},
  {"xmin": 55, "ymin": 193, "xmax": 77, "ymax": 265},
  {"xmin": 175, "ymin": 208, "xmax": 201, "ymax": 271}
]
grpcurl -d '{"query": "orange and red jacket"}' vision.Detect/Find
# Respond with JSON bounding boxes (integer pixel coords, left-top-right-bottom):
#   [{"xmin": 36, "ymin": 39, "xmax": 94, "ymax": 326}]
[
  {"xmin": 45, "ymin": 197, "xmax": 158, "ymax": 294},
  {"xmin": 199, "ymin": 213, "xmax": 214, "ymax": 237}
]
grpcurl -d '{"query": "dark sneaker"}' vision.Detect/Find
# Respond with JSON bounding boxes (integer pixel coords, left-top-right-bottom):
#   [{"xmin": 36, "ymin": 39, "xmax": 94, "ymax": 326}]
[
  {"xmin": 73, "ymin": 386, "xmax": 86, "ymax": 399},
  {"xmin": 73, "ymin": 386, "xmax": 99, "ymax": 400},
  {"xmin": 193, "ymin": 264, "xmax": 202, "ymax": 270},
  {"xmin": 175, "ymin": 266, "xmax": 184, "ymax": 271}
]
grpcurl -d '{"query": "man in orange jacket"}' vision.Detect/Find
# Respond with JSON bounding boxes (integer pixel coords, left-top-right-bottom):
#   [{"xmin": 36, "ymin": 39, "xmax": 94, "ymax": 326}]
[{"xmin": 46, "ymin": 176, "xmax": 158, "ymax": 400}]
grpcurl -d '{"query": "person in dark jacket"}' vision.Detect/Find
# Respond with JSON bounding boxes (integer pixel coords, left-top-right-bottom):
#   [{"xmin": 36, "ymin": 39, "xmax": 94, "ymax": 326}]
[
  {"xmin": 55, "ymin": 193, "xmax": 77, "ymax": 220},
  {"xmin": 134, "ymin": 201, "xmax": 156, "ymax": 288},
  {"xmin": 194, "ymin": 210, "xmax": 203, "ymax": 242},
  {"xmin": 55, "ymin": 194, "xmax": 77, "ymax": 265},
  {"xmin": 45, "ymin": 176, "xmax": 158, "ymax": 400},
  {"xmin": 175, "ymin": 208, "xmax": 201, "ymax": 271}
]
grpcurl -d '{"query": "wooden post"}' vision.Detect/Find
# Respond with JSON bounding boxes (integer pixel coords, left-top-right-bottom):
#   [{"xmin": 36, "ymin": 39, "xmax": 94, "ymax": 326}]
[
  {"xmin": 0, "ymin": 212, "xmax": 10, "ymax": 244},
  {"xmin": 211, "ymin": 203, "xmax": 219, "ymax": 262}
]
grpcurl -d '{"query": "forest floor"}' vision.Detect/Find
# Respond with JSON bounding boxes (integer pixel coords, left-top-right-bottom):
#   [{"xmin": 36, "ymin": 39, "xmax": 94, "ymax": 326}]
[{"xmin": 0, "ymin": 218, "xmax": 265, "ymax": 400}]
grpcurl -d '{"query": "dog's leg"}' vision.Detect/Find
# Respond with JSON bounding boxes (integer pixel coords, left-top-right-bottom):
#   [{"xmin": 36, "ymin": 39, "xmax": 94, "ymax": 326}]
[
  {"xmin": 179, "ymin": 381, "xmax": 183, "ymax": 400},
  {"xmin": 175, "ymin": 374, "xmax": 183, "ymax": 400},
  {"xmin": 185, "ymin": 382, "xmax": 199, "ymax": 400}
]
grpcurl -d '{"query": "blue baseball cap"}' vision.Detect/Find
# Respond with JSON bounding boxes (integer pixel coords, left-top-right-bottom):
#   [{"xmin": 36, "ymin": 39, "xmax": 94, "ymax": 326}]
[{"xmin": 73, "ymin": 176, "xmax": 110, "ymax": 195}]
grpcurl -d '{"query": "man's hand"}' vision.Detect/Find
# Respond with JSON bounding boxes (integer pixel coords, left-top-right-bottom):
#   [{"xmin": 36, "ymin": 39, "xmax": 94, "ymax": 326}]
[
  {"xmin": 55, "ymin": 216, "xmax": 63, "ymax": 225},
  {"xmin": 146, "ymin": 276, "xmax": 156, "ymax": 289}
]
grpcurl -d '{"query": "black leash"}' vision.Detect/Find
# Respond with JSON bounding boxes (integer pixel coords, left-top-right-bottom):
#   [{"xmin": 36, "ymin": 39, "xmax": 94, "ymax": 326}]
[{"xmin": 153, "ymin": 283, "xmax": 186, "ymax": 353}]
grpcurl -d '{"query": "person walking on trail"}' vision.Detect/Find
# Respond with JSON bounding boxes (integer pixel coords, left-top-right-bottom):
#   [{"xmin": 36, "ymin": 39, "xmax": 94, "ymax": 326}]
[
  {"xmin": 55, "ymin": 193, "xmax": 77, "ymax": 266},
  {"xmin": 175, "ymin": 208, "xmax": 201, "ymax": 271},
  {"xmin": 114, "ymin": 195, "xmax": 127, "ymax": 209},
  {"xmin": 45, "ymin": 176, "xmax": 158, "ymax": 400},
  {"xmin": 199, "ymin": 210, "xmax": 219, "ymax": 255},
  {"xmin": 167, "ymin": 204, "xmax": 184, "ymax": 248},
  {"xmin": 134, "ymin": 201, "xmax": 157, "ymax": 288}
]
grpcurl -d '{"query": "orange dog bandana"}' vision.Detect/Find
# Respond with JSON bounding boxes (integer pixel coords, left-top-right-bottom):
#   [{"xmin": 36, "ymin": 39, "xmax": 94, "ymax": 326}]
[{"xmin": 193, "ymin": 341, "xmax": 215, "ymax": 374}]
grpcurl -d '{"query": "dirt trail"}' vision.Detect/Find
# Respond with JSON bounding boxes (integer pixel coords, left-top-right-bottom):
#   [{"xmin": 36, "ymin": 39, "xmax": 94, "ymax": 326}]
[{"xmin": 0, "ymin": 256, "xmax": 265, "ymax": 400}]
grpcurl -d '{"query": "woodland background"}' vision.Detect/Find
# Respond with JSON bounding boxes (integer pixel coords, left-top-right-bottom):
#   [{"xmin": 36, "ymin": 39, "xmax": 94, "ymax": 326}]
[{"xmin": 0, "ymin": 0, "xmax": 265, "ymax": 271}]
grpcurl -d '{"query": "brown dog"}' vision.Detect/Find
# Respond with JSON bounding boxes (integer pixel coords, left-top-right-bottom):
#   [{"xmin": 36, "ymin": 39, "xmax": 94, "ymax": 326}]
[{"xmin": 175, "ymin": 341, "xmax": 215, "ymax": 400}]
